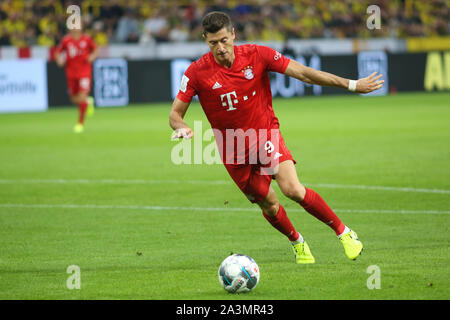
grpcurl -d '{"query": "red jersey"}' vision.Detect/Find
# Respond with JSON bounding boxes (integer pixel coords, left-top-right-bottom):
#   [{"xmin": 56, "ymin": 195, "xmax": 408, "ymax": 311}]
[
  {"xmin": 177, "ymin": 44, "xmax": 290, "ymax": 132},
  {"xmin": 56, "ymin": 34, "xmax": 97, "ymax": 79},
  {"xmin": 177, "ymin": 44, "xmax": 291, "ymax": 164}
]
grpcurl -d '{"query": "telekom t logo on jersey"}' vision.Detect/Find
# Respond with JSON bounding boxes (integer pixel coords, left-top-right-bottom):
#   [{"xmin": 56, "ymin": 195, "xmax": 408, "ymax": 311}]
[{"xmin": 220, "ymin": 91, "xmax": 238, "ymax": 111}]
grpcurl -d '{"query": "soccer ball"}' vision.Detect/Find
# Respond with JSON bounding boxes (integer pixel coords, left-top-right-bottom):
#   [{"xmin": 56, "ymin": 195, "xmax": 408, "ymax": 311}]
[{"xmin": 218, "ymin": 254, "xmax": 260, "ymax": 293}]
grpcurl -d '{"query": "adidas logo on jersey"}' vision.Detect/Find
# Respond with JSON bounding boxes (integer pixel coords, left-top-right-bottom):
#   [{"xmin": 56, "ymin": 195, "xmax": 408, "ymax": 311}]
[{"xmin": 212, "ymin": 82, "xmax": 222, "ymax": 89}]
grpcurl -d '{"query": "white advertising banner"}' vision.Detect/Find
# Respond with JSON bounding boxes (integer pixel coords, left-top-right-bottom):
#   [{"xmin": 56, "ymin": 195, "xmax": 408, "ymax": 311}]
[{"xmin": 0, "ymin": 59, "xmax": 48, "ymax": 113}]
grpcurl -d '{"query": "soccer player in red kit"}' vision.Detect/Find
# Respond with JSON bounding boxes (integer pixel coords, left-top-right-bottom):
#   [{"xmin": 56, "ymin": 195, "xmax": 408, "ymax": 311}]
[
  {"xmin": 169, "ymin": 12, "xmax": 384, "ymax": 264},
  {"xmin": 55, "ymin": 26, "xmax": 98, "ymax": 133}
]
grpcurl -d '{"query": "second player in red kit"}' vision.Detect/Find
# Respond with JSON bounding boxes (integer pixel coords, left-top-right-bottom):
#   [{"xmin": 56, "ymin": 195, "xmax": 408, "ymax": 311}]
[
  {"xmin": 55, "ymin": 25, "xmax": 98, "ymax": 133},
  {"xmin": 170, "ymin": 12, "xmax": 384, "ymax": 266}
]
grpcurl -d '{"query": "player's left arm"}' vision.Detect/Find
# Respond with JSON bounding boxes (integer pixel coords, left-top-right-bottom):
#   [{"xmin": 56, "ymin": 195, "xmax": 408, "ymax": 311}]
[
  {"xmin": 87, "ymin": 38, "xmax": 99, "ymax": 64},
  {"xmin": 284, "ymin": 59, "xmax": 384, "ymax": 94},
  {"xmin": 88, "ymin": 47, "xmax": 99, "ymax": 64}
]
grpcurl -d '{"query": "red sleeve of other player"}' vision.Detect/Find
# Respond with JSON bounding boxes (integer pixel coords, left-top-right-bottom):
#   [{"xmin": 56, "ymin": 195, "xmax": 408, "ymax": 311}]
[
  {"xmin": 256, "ymin": 45, "xmax": 290, "ymax": 74},
  {"xmin": 87, "ymin": 35, "xmax": 97, "ymax": 52},
  {"xmin": 176, "ymin": 62, "xmax": 198, "ymax": 103},
  {"xmin": 55, "ymin": 36, "xmax": 67, "ymax": 54}
]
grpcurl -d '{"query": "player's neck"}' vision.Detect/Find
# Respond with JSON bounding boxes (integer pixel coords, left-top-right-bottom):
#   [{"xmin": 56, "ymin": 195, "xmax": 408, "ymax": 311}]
[
  {"xmin": 71, "ymin": 32, "xmax": 82, "ymax": 40},
  {"xmin": 214, "ymin": 51, "xmax": 235, "ymax": 69}
]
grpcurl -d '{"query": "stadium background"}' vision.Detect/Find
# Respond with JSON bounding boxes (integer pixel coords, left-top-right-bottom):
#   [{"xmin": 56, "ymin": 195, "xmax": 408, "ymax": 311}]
[{"xmin": 0, "ymin": 0, "xmax": 449, "ymax": 111}]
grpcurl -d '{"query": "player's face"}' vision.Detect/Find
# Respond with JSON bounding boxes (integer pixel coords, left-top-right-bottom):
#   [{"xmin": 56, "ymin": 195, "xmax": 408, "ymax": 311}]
[
  {"xmin": 204, "ymin": 27, "xmax": 235, "ymax": 65},
  {"xmin": 69, "ymin": 28, "xmax": 82, "ymax": 38}
]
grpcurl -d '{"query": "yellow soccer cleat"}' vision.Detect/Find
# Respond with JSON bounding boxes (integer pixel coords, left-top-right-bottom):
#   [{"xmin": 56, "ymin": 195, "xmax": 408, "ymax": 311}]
[
  {"xmin": 73, "ymin": 123, "xmax": 84, "ymax": 133},
  {"xmin": 292, "ymin": 241, "xmax": 315, "ymax": 264},
  {"xmin": 339, "ymin": 230, "xmax": 363, "ymax": 260},
  {"xmin": 86, "ymin": 96, "xmax": 95, "ymax": 117}
]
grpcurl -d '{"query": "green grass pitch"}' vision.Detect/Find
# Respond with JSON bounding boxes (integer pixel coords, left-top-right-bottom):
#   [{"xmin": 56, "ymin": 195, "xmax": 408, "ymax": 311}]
[{"xmin": 0, "ymin": 92, "xmax": 449, "ymax": 300}]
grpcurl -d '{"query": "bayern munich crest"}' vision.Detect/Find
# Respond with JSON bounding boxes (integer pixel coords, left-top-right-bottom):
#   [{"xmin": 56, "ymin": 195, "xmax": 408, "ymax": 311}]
[{"xmin": 242, "ymin": 66, "xmax": 254, "ymax": 80}]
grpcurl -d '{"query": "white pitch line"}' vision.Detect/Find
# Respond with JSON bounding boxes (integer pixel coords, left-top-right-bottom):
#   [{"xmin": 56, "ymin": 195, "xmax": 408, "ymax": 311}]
[
  {"xmin": 308, "ymin": 183, "xmax": 450, "ymax": 195},
  {"xmin": 1, "ymin": 178, "xmax": 450, "ymax": 195},
  {"xmin": 0, "ymin": 179, "xmax": 230, "ymax": 185},
  {"xmin": 0, "ymin": 203, "xmax": 448, "ymax": 215},
  {"xmin": 0, "ymin": 178, "xmax": 449, "ymax": 194}
]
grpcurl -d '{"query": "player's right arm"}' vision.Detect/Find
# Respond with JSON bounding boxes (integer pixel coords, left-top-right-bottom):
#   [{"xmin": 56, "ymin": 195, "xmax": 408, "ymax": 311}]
[
  {"xmin": 54, "ymin": 38, "xmax": 66, "ymax": 67},
  {"xmin": 169, "ymin": 63, "xmax": 198, "ymax": 140},
  {"xmin": 169, "ymin": 98, "xmax": 194, "ymax": 140}
]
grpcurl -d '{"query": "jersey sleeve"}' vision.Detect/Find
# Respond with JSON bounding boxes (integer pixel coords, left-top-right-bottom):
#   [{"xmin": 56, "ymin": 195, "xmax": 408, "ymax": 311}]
[
  {"xmin": 176, "ymin": 62, "xmax": 198, "ymax": 103},
  {"xmin": 256, "ymin": 45, "xmax": 290, "ymax": 74},
  {"xmin": 55, "ymin": 37, "xmax": 67, "ymax": 54},
  {"xmin": 88, "ymin": 36, "xmax": 97, "ymax": 52}
]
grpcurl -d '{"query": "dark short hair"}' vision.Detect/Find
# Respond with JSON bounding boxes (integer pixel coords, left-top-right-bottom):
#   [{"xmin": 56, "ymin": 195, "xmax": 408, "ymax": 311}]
[{"xmin": 202, "ymin": 11, "xmax": 233, "ymax": 36}]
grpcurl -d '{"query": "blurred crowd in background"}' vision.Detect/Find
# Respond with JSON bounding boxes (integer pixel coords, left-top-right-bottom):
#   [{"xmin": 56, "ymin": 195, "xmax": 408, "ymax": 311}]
[{"xmin": 0, "ymin": 0, "xmax": 449, "ymax": 47}]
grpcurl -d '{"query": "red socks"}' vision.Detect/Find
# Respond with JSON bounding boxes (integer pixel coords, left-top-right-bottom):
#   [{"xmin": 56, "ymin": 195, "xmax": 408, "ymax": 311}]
[
  {"xmin": 299, "ymin": 188, "xmax": 345, "ymax": 235},
  {"xmin": 78, "ymin": 101, "xmax": 88, "ymax": 124},
  {"xmin": 262, "ymin": 189, "xmax": 345, "ymax": 240},
  {"xmin": 262, "ymin": 205, "xmax": 300, "ymax": 242}
]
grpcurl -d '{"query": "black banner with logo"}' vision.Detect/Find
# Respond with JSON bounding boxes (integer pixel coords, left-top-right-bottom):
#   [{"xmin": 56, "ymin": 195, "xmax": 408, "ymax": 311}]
[{"xmin": 388, "ymin": 53, "xmax": 426, "ymax": 93}]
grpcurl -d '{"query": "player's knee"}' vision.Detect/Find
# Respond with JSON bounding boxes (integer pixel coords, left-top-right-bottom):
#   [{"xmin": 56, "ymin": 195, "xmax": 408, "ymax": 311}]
[
  {"xmin": 260, "ymin": 201, "xmax": 279, "ymax": 217},
  {"xmin": 79, "ymin": 92, "xmax": 88, "ymax": 101},
  {"xmin": 282, "ymin": 184, "xmax": 306, "ymax": 202},
  {"xmin": 257, "ymin": 195, "xmax": 279, "ymax": 216},
  {"xmin": 71, "ymin": 96, "xmax": 80, "ymax": 105}
]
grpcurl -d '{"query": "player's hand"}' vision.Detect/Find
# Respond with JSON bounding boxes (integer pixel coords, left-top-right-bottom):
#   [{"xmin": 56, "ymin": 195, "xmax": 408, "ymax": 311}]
[
  {"xmin": 87, "ymin": 55, "xmax": 96, "ymax": 64},
  {"xmin": 355, "ymin": 72, "xmax": 384, "ymax": 93},
  {"xmin": 55, "ymin": 56, "xmax": 65, "ymax": 67},
  {"xmin": 171, "ymin": 127, "xmax": 194, "ymax": 140}
]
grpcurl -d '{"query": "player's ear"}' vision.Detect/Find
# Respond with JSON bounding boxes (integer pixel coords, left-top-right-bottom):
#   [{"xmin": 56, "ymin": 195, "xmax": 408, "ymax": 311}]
[{"xmin": 231, "ymin": 28, "xmax": 235, "ymax": 40}]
